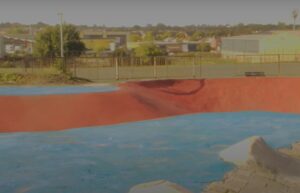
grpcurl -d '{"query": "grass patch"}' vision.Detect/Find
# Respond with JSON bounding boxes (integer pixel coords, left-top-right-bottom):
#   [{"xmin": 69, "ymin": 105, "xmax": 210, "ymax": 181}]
[{"xmin": 0, "ymin": 72, "xmax": 91, "ymax": 85}]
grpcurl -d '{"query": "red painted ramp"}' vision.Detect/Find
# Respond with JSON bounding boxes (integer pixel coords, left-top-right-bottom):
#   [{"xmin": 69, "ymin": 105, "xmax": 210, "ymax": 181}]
[{"xmin": 1, "ymin": 77, "xmax": 300, "ymax": 133}]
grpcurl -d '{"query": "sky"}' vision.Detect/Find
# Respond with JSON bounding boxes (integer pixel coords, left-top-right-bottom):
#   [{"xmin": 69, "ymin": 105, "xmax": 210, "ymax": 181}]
[{"xmin": 0, "ymin": 0, "xmax": 300, "ymax": 26}]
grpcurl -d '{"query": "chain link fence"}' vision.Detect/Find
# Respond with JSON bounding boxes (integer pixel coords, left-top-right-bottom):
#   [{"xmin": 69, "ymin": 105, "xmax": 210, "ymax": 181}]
[
  {"xmin": 68, "ymin": 54, "xmax": 300, "ymax": 81},
  {"xmin": 1, "ymin": 54, "xmax": 300, "ymax": 81}
]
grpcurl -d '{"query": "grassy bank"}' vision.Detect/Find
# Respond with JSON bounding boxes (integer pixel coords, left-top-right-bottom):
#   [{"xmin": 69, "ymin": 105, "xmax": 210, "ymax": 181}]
[{"xmin": 0, "ymin": 72, "xmax": 91, "ymax": 85}]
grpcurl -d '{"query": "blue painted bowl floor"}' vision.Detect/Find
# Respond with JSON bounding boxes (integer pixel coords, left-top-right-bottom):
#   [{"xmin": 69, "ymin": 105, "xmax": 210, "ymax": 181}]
[
  {"xmin": 1, "ymin": 112, "xmax": 300, "ymax": 193},
  {"xmin": 0, "ymin": 85, "xmax": 117, "ymax": 96}
]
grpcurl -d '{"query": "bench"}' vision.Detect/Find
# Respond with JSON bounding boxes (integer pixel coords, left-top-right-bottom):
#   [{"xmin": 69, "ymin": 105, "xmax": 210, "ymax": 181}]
[{"xmin": 245, "ymin": 72, "xmax": 265, "ymax": 77}]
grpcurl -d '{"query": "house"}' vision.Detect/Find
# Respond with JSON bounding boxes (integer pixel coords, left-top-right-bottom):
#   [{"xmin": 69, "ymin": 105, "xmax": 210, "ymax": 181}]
[
  {"xmin": 156, "ymin": 42, "xmax": 198, "ymax": 54},
  {"xmin": 82, "ymin": 31, "xmax": 129, "ymax": 52},
  {"xmin": 3, "ymin": 35, "xmax": 34, "ymax": 55},
  {"xmin": 206, "ymin": 37, "xmax": 221, "ymax": 52}
]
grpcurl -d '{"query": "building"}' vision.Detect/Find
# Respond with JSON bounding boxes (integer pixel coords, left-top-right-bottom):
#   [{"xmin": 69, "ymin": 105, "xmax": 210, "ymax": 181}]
[
  {"xmin": 82, "ymin": 31, "xmax": 129, "ymax": 52},
  {"xmin": 221, "ymin": 31, "xmax": 300, "ymax": 56},
  {"xmin": 127, "ymin": 41, "xmax": 199, "ymax": 54},
  {"xmin": 0, "ymin": 36, "xmax": 4, "ymax": 58},
  {"xmin": 3, "ymin": 35, "xmax": 34, "ymax": 55},
  {"xmin": 156, "ymin": 42, "xmax": 198, "ymax": 54},
  {"xmin": 206, "ymin": 37, "xmax": 221, "ymax": 52}
]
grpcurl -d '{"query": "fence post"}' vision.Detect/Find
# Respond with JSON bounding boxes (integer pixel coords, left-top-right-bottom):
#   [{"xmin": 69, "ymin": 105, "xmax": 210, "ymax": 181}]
[
  {"xmin": 23, "ymin": 57, "xmax": 27, "ymax": 73},
  {"xmin": 62, "ymin": 57, "xmax": 67, "ymax": 74},
  {"xmin": 39, "ymin": 57, "xmax": 42, "ymax": 73},
  {"xmin": 96, "ymin": 57, "xmax": 101, "ymax": 80},
  {"xmin": 278, "ymin": 54, "xmax": 281, "ymax": 77},
  {"xmin": 115, "ymin": 57, "xmax": 119, "ymax": 80},
  {"xmin": 129, "ymin": 56, "xmax": 132, "ymax": 80},
  {"xmin": 166, "ymin": 57, "xmax": 169, "ymax": 78},
  {"xmin": 73, "ymin": 58, "xmax": 77, "ymax": 77},
  {"xmin": 153, "ymin": 56, "xmax": 157, "ymax": 79},
  {"xmin": 199, "ymin": 56, "xmax": 202, "ymax": 78},
  {"xmin": 192, "ymin": 56, "xmax": 196, "ymax": 78}
]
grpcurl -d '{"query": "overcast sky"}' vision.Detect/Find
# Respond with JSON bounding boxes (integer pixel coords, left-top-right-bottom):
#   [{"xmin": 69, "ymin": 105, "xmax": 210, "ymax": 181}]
[{"xmin": 0, "ymin": 0, "xmax": 300, "ymax": 26}]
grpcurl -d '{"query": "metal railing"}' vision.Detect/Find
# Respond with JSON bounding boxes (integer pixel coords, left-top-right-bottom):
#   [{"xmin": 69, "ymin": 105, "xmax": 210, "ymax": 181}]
[{"xmin": 1, "ymin": 54, "xmax": 300, "ymax": 81}]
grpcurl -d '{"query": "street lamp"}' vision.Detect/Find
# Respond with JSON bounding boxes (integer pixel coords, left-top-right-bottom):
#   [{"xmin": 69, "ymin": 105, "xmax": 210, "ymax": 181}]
[
  {"xmin": 292, "ymin": 9, "xmax": 299, "ymax": 31},
  {"xmin": 58, "ymin": 12, "xmax": 64, "ymax": 58}
]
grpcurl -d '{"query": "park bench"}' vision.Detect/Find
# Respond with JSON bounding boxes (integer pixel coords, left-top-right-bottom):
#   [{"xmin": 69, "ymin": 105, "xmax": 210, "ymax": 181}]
[{"xmin": 244, "ymin": 72, "xmax": 265, "ymax": 77}]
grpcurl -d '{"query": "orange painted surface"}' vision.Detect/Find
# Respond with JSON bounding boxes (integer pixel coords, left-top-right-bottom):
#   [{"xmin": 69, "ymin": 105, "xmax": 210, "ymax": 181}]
[{"xmin": 1, "ymin": 77, "xmax": 300, "ymax": 133}]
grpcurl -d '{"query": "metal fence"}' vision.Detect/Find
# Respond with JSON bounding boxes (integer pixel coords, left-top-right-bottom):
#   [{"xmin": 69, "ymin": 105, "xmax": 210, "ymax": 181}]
[
  {"xmin": 68, "ymin": 54, "xmax": 300, "ymax": 81},
  {"xmin": 1, "ymin": 54, "xmax": 300, "ymax": 81}
]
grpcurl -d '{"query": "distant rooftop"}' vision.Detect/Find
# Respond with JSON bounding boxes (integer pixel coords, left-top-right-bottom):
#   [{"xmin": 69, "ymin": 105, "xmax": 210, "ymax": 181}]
[
  {"xmin": 3, "ymin": 34, "xmax": 35, "ymax": 42},
  {"xmin": 222, "ymin": 30, "xmax": 300, "ymax": 40},
  {"xmin": 82, "ymin": 31, "xmax": 129, "ymax": 36}
]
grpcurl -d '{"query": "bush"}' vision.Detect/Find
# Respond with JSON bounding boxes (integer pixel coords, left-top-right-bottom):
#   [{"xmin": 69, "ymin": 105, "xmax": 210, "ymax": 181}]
[
  {"xmin": 134, "ymin": 44, "xmax": 166, "ymax": 57},
  {"xmin": 197, "ymin": 43, "xmax": 212, "ymax": 52},
  {"xmin": 0, "ymin": 61, "xmax": 15, "ymax": 68},
  {"xmin": 34, "ymin": 24, "xmax": 85, "ymax": 58},
  {"xmin": 0, "ymin": 73, "xmax": 24, "ymax": 83},
  {"xmin": 53, "ymin": 58, "xmax": 66, "ymax": 72}
]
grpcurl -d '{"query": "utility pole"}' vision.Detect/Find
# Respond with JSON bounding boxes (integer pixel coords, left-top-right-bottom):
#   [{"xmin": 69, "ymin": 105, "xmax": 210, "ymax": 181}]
[
  {"xmin": 29, "ymin": 25, "xmax": 33, "ymax": 54},
  {"xmin": 292, "ymin": 9, "xmax": 299, "ymax": 31},
  {"xmin": 58, "ymin": 12, "xmax": 64, "ymax": 58}
]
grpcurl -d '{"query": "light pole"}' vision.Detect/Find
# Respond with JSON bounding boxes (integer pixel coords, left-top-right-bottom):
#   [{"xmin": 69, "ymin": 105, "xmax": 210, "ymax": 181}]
[
  {"xmin": 292, "ymin": 9, "xmax": 299, "ymax": 31},
  {"xmin": 58, "ymin": 12, "xmax": 64, "ymax": 58},
  {"xmin": 29, "ymin": 25, "xmax": 33, "ymax": 54}
]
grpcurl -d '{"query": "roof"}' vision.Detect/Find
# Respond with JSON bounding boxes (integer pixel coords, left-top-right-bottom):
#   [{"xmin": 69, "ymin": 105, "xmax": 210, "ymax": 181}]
[
  {"xmin": 222, "ymin": 34, "xmax": 271, "ymax": 40},
  {"xmin": 222, "ymin": 30, "xmax": 300, "ymax": 41},
  {"xmin": 3, "ymin": 35, "xmax": 35, "ymax": 42},
  {"xmin": 9, "ymin": 34, "xmax": 34, "ymax": 40},
  {"xmin": 154, "ymin": 41, "xmax": 199, "ymax": 45},
  {"xmin": 82, "ymin": 31, "xmax": 129, "ymax": 36}
]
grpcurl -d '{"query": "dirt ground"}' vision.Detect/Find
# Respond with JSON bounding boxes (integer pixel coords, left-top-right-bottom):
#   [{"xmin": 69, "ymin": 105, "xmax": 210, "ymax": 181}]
[{"xmin": 204, "ymin": 140, "xmax": 300, "ymax": 193}]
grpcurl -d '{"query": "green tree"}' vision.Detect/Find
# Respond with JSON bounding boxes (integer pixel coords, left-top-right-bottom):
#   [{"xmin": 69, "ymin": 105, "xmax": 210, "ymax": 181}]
[
  {"xmin": 190, "ymin": 31, "xmax": 204, "ymax": 41},
  {"xmin": 134, "ymin": 44, "xmax": 165, "ymax": 57},
  {"xmin": 156, "ymin": 31, "xmax": 172, "ymax": 41},
  {"xmin": 156, "ymin": 23, "xmax": 167, "ymax": 30},
  {"xmin": 129, "ymin": 33, "xmax": 142, "ymax": 42},
  {"xmin": 113, "ymin": 47, "xmax": 130, "ymax": 57},
  {"xmin": 176, "ymin": 32, "xmax": 188, "ymax": 42},
  {"xmin": 277, "ymin": 22, "xmax": 287, "ymax": 30},
  {"xmin": 144, "ymin": 31, "xmax": 154, "ymax": 41},
  {"xmin": 6, "ymin": 26, "xmax": 27, "ymax": 35},
  {"xmin": 197, "ymin": 43, "xmax": 211, "ymax": 52},
  {"xmin": 34, "ymin": 24, "xmax": 85, "ymax": 57}
]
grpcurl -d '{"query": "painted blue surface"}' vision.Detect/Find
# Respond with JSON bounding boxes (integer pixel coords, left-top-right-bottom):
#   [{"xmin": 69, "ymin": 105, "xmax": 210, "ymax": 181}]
[
  {"xmin": 0, "ymin": 86, "xmax": 117, "ymax": 96},
  {"xmin": 1, "ymin": 112, "xmax": 300, "ymax": 193}
]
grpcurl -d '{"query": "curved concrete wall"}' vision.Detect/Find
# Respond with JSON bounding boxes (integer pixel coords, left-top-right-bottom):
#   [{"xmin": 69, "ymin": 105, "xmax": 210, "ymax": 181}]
[{"xmin": 1, "ymin": 77, "xmax": 300, "ymax": 132}]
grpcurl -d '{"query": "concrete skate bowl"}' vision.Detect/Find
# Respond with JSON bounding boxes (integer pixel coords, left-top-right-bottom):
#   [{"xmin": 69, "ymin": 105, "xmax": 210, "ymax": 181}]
[
  {"xmin": 1, "ymin": 77, "xmax": 300, "ymax": 132},
  {"xmin": 2, "ymin": 78, "xmax": 300, "ymax": 193}
]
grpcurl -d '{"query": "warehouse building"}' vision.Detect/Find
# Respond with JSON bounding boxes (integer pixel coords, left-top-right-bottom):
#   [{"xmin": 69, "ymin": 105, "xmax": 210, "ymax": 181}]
[
  {"xmin": 221, "ymin": 31, "xmax": 300, "ymax": 56},
  {"xmin": 82, "ymin": 31, "xmax": 129, "ymax": 52}
]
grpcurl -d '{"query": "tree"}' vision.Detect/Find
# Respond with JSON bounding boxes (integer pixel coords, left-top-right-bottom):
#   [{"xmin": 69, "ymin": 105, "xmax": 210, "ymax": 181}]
[
  {"xmin": 156, "ymin": 23, "xmax": 167, "ymax": 30},
  {"xmin": 113, "ymin": 47, "xmax": 130, "ymax": 57},
  {"xmin": 176, "ymin": 32, "xmax": 188, "ymax": 42},
  {"xmin": 132, "ymin": 25, "xmax": 142, "ymax": 30},
  {"xmin": 197, "ymin": 43, "xmax": 211, "ymax": 52},
  {"xmin": 6, "ymin": 26, "xmax": 27, "ymax": 35},
  {"xmin": 144, "ymin": 31, "xmax": 154, "ymax": 41},
  {"xmin": 190, "ymin": 31, "xmax": 204, "ymax": 41},
  {"xmin": 134, "ymin": 44, "xmax": 165, "ymax": 57},
  {"xmin": 277, "ymin": 22, "xmax": 287, "ymax": 30},
  {"xmin": 156, "ymin": 31, "xmax": 172, "ymax": 41},
  {"xmin": 34, "ymin": 24, "xmax": 85, "ymax": 57},
  {"xmin": 129, "ymin": 33, "xmax": 142, "ymax": 42}
]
